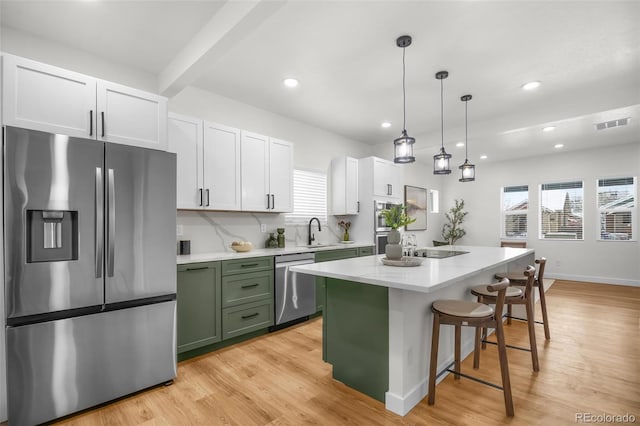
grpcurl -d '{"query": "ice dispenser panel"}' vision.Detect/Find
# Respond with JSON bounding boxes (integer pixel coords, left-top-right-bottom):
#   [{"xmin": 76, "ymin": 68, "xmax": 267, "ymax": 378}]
[{"xmin": 27, "ymin": 210, "xmax": 78, "ymax": 262}]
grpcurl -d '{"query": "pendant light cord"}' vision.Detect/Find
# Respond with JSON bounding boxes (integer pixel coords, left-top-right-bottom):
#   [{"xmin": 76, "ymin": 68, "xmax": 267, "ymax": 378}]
[
  {"xmin": 402, "ymin": 46, "xmax": 406, "ymax": 133},
  {"xmin": 440, "ymin": 78, "xmax": 444, "ymax": 149},
  {"xmin": 465, "ymin": 99, "xmax": 469, "ymax": 160}
]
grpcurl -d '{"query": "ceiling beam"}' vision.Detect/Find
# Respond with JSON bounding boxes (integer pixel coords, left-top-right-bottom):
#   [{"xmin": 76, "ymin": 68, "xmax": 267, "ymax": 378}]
[{"xmin": 158, "ymin": 0, "xmax": 286, "ymax": 97}]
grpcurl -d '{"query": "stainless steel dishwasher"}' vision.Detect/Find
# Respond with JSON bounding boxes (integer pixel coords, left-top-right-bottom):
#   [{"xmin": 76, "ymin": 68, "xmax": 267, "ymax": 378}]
[{"xmin": 274, "ymin": 252, "xmax": 316, "ymax": 327}]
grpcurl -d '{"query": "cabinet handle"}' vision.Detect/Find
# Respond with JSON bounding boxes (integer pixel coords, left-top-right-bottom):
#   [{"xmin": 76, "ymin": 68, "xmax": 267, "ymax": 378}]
[
  {"xmin": 241, "ymin": 312, "xmax": 259, "ymax": 320},
  {"xmin": 387, "ymin": 184, "xmax": 392, "ymax": 196},
  {"xmin": 199, "ymin": 188, "xmax": 203, "ymax": 206},
  {"xmin": 206, "ymin": 188, "xmax": 210, "ymax": 207},
  {"xmin": 357, "ymin": 201, "xmax": 360, "ymax": 213},
  {"xmin": 240, "ymin": 263, "xmax": 259, "ymax": 268},
  {"xmin": 186, "ymin": 266, "xmax": 208, "ymax": 272},
  {"xmin": 266, "ymin": 194, "xmax": 270, "ymax": 209},
  {"xmin": 101, "ymin": 111, "xmax": 105, "ymax": 137},
  {"xmin": 89, "ymin": 110, "xmax": 93, "ymax": 136},
  {"xmin": 271, "ymin": 194, "xmax": 275, "ymax": 210},
  {"xmin": 241, "ymin": 283, "xmax": 259, "ymax": 289}
]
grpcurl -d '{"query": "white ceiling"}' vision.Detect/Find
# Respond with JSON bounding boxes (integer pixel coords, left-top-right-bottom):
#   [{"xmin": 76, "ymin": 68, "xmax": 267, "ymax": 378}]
[{"xmin": 1, "ymin": 0, "xmax": 639, "ymax": 164}]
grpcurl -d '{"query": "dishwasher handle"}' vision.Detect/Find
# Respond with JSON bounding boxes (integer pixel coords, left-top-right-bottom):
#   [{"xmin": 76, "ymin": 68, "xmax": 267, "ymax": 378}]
[{"xmin": 275, "ymin": 260, "xmax": 315, "ymax": 269}]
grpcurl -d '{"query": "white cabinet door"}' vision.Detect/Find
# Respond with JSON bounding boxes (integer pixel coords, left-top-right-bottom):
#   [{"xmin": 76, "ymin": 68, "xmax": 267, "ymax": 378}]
[
  {"xmin": 372, "ymin": 158, "xmax": 403, "ymax": 200},
  {"xmin": 2, "ymin": 54, "xmax": 95, "ymax": 138},
  {"xmin": 204, "ymin": 122, "xmax": 241, "ymax": 211},
  {"xmin": 168, "ymin": 113, "xmax": 203, "ymax": 209},
  {"xmin": 268, "ymin": 138, "xmax": 293, "ymax": 213},
  {"xmin": 97, "ymin": 80, "xmax": 167, "ymax": 151},
  {"xmin": 240, "ymin": 131, "xmax": 269, "ymax": 212},
  {"xmin": 345, "ymin": 157, "xmax": 359, "ymax": 214}
]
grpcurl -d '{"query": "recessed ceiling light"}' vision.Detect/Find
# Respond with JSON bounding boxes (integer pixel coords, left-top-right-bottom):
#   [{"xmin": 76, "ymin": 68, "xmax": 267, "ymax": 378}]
[
  {"xmin": 521, "ymin": 81, "xmax": 541, "ymax": 91},
  {"xmin": 480, "ymin": 155, "xmax": 488, "ymax": 160},
  {"xmin": 381, "ymin": 122, "xmax": 391, "ymax": 128},
  {"xmin": 554, "ymin": 144, "xmax": 564, "ymax": 149},
  {"xmin": 543, "ymin": 126, "xmax": 556, "ymax": 132},
  {"xmin": 283, "ymin": 78, "xmax": 299, "ymax": 88},
  {"xmin": 456, "ymin": 142, "xmax": 465, "ymax": 148}
]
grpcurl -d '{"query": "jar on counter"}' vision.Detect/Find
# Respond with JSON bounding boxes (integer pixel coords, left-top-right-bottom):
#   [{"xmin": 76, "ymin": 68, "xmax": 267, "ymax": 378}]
[{"xmin": 277, "ymin": 228, "xmax": 285, "ymax": 248}]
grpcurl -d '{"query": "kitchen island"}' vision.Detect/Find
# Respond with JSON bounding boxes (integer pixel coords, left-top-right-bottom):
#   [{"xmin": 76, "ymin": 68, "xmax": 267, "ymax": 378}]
[{"xmin": 291, "ymin": 245, "xmax": 534, "ymax": 416}]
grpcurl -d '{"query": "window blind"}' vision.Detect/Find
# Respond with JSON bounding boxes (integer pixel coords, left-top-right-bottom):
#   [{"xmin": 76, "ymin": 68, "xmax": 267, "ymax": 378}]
[
  {"xmin": 597, "ymin": 176, "xmax": 636, "ymax": 241},
  {"xmin": 501, "ymin": 185, "xmax": 528, "ymax": 238},
  {"xmin": 285, "ymin": 169, "xmax": 327, "ymax": 225},
  {"xmin": 539, "ymin": 180, "xmax": 583, "ymax": 240}
]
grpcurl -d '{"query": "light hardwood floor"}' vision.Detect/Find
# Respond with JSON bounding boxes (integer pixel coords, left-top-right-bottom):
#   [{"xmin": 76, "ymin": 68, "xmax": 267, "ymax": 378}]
[{"xmin": 49, "ymin": 280, "xmax": 639, "ymax": 425}]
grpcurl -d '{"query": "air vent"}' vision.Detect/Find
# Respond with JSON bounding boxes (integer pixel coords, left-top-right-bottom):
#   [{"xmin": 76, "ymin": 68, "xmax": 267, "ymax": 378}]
[{"xmin": 595, "ymin": 117, "xmax": 630, "ymax": 130}]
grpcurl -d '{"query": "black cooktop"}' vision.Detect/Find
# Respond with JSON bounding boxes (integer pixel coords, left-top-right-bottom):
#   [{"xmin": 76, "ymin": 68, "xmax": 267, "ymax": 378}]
[{"xmin": 413, "ymin": 249, "xmax": 469, "ymax": 258}]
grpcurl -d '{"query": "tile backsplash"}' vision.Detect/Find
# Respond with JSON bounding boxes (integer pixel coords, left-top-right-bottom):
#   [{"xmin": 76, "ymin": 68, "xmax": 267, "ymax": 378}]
[{"xmin": 176, "ymin": 211, "xmax": 351, "ymax": 254}]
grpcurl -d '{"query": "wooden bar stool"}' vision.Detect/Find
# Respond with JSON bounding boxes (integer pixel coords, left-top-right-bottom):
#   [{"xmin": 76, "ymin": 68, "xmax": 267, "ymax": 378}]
[
  {"xmin": 496, "ymin": 258, "xmax": 550, "ymax": 340},
  {"xmin": 428, "ymin": 278, "xmax": 514, "ymax": 417},
  {"xmin": 472, "ymin": 266, "xmax": 539, "ymax": 372}
]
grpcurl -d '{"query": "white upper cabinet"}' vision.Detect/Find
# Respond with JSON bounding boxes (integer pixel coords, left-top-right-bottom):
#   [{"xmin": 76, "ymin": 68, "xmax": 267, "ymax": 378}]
[
  {"xmin": 204, "ymin": 121, "xmax": 241, "ymax": 211},
  {"xmin": 268, "ymin": 138, "xmax": 293, "ymax": 213},
  {"xmin": 240, "ymin": 131, "xmax": 270, "ymax": 211},
  {"xmin": 2, "ymin": 54, "xmax": 168, "ymax": 150},
  {"xmin": 97, "ymin": 80, "xmax": 167, "ymax": 150},
  {"xmin": 240, "ymin": 131, "xmax": 293, "ymax": 213},
  {"xmin": 2, "ymin": 54, "xmax": 95, "ymax": 138},
  {"xmin": 168, "ymin": 113, "xmax": 203, "ymax": 209},
  {"xmin": 168, "ymin": 114, "xmax": 242, "ymax": 211},
  {"xmin": 372, "ymin": 157, "xmax": 403, "ymax": 200},
  {"xmin": 331, "ymin": 156, "xmax": 359, "ymax": 215}
]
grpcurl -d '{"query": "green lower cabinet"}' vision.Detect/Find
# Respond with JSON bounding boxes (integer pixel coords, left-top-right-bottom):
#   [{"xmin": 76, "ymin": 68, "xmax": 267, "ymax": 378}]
[
  {"xmin": 177, "ymin": 262, "xmax": 222, "ymax": 354},
  {"xmin": 314, "ymin": 248, "xmax": 370, "ymax": 313},
  {"xmin": 357, "ymin": 246, "xmax": 375, "ymax": 257},
  {"xmin": 325, "ymin": 277, "xmax": 389, "ymax": 402},
  {"xmin": 222, "ymin": 299, "xmax": 274, "ymax": 340}
]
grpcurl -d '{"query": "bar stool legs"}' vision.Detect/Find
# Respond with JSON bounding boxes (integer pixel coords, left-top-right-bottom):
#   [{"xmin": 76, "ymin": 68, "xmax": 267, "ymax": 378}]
[{"xmin": 538, "ymin": 278, "xmax": 551, "ymax": 340}]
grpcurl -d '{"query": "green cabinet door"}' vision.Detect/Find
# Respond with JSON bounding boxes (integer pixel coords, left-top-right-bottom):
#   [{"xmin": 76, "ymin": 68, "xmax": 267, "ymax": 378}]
[
  {"xmin": 358, "ymin": 246, "xmax": 375, "ymax": 256},
  {"xmin": 314, "ymin": 248, "xmax": 360, "ymax": 313},
  {"xmin": 177, "ymin": 261, "xmax": 222, "ymax": 354}
]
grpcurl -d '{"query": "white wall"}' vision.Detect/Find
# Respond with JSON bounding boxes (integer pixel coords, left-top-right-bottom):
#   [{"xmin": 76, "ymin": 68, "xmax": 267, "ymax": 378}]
[{"xmin": 440, "ymin": 142, "xmax": 640, "ymax": 285}]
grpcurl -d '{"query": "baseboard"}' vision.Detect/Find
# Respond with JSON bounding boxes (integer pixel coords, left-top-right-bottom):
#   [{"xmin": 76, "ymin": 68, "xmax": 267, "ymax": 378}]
[{"xmin": 546, "ymin": 273, "xmax": 639, "ymax": 287}]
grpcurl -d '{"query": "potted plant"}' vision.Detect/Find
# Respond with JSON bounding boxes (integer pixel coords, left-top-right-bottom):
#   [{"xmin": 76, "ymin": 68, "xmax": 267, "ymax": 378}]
[
  {"xmin": 337, "ymin": 220, "xmax": 351, "ymax": 241},
  {"xmin": 435, "ymin": 199, "xmax": 467, "ymax": 246},
  {"xmin": 381, "ymin": 204, "xmax": 415, "ymax": 259}
]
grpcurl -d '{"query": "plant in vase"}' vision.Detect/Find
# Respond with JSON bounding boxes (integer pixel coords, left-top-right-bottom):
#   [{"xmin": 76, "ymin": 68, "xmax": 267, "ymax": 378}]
[
  {"xmin": 381, "ymin": 204, "xmax": 416, "ymax": 260},
  {"xmin": 337, "ymin": 220, "xmax": 351, "ymax": 241},
  {"xmin": 439, "ymin": 198, "xmax": 467, "ymax": 245}
]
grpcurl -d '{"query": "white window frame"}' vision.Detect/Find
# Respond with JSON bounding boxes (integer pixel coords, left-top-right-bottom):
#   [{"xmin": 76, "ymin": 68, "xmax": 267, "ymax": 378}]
[
  {"xmin": 284, "ymin": 168, "xmax": 328, "ymax": 226},
  {"xmin": 596, "ymin": 176, "xmax": 637, "ymax": 242},
  {"xmin": 501, "ymin": 185, "xmax": 529, "ymax": 239},
  {"xmin": 539, "ymin": 180, "xmax": 584, "ymax": 241}
]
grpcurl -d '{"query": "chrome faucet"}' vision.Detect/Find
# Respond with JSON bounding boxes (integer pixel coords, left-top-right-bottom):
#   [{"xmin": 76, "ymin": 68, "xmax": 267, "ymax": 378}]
[{"xmin": 308, "ymin": 217, "xmax": 321, "ymax": 245}]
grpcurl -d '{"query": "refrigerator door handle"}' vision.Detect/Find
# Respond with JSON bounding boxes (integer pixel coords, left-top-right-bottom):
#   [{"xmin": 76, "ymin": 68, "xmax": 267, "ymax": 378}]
[
  {"xmin": 95, "ymin": 167, "xmax": 103, "ymax": 278},
  {"xmin": 107, "ymin": 168, "xmax": 115, "ymax": 277}
]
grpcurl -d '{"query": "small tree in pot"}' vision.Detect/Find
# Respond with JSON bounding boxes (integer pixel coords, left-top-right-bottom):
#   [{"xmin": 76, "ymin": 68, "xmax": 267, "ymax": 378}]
[
  {"xmin": 381, "ymin": 204, "xmax": 415, "ymax": 259},
  {"xmin": 440, "ymin": 199, "xmax": 467, "ymax": 245}
]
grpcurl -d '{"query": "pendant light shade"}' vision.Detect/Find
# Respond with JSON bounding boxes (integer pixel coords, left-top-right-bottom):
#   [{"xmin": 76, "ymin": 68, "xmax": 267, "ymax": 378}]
[
  {"xmin": 433, "ymin": 71, "xmax": 451, "ymax": 174},
  {"xmin": 393, "ymin": 35, "xmax": 415, "ymax": 164},
  {"xmin": 459, "ymin": 94, "xmax": 475, "ymax": 182}
]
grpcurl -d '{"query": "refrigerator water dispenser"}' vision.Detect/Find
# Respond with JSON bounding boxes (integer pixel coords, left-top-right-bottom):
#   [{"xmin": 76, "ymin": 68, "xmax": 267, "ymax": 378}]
[{"xmin": 27, "ymin": 209, "xmax": 78, "ymax": 262}]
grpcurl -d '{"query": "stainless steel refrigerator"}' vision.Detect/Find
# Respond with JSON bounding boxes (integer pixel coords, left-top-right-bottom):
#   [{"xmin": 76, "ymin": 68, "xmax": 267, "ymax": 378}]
[{"xmin": 3, "ymin": 126, "xmax": 177, "ymax": 426}]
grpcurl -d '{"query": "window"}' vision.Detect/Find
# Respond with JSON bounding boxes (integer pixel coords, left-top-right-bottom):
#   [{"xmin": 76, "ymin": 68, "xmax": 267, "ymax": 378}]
[
  {"xmin": 429, "ymin": 189, "xmax": 439, "ymax": 213},
  {"xmin": 539, "ymin": 181, "xmax": 583, "ymax": 240},
  {"xmin": 597, "ymin": 177, "xmax": 636, "ymax": 241},
  {"xmin": 285, "ymin": 169, "xmax": 327, "ymax": 225},
  {"xmin": 501, "ymin": 185, "xmax": 528, "ymax": 238}
]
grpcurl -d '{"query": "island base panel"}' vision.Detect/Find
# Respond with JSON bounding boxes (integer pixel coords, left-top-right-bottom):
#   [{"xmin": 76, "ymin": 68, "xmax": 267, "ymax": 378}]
[{"xmin": 325, "ymin": 278, "xmax": 389, "ymax": 402}]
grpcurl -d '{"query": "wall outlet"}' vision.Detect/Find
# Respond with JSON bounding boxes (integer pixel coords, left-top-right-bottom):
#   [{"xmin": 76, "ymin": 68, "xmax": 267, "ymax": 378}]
[
  {"xmin": 176, "ymin": 225, "xmax": 183, "ymax": 236},
  {"xmin": 260, "ymin": 224, "xmax": 267, "ymax": 233}
]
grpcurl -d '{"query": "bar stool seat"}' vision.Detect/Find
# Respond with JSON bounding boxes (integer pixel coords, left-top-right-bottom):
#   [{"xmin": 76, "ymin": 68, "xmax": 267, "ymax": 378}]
[
  {"xmin": 496, "ymin": 258, "xmax": 550, "ymax": 340},
  {"xmin": 432, "ymin": 300, "xmax": 494, "ymax": 318},
  {"xmin": 428, "ymin": 278, "xmax": 514, "ymax": 417},
  {"xmin": 470, "ymin": 285, "xmax": 522, "ymax": 298}
]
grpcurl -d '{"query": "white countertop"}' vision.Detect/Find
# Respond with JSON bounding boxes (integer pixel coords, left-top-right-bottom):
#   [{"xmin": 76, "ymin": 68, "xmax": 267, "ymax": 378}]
[
  {"xmin": 290, "ymin": 245, "xmax": 534, "ymax": 294},
  {"xmin": 176, "ymin": 241, "xmax": 374, "ymax": 264}
]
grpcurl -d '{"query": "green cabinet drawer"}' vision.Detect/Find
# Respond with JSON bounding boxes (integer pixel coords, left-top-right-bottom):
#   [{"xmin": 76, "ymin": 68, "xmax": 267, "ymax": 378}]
[
  {"xmin": 222, "ymin": 270, "xmax": 273, "ymax": 308},
  {"xmin": 358, "ymin": 246, "xmax": 375, "ymax": 256},
  {"xmin": 314, "ymin": 248, "xmax": 359, "ymax": 263},
  {"xmin": 222, "ymin": 256, "xmax": 274, "ymax": 276},
  {"xmin": 177, "ymin": 261, "xmax": 221, "ymax": 354},
  {"xmin": 222, "ymin": 300, "xmax": 274, "ymax": 340}
]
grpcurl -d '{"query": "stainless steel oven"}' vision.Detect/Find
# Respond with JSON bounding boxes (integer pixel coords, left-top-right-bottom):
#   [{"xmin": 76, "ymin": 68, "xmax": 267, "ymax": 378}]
[
  {"xmin": 374, "ymin": 232, "xmax": 389, "ymax": 255},
  {"xmin": 374, "ymin": 200, "xmax": 402, "ymax": 232}
]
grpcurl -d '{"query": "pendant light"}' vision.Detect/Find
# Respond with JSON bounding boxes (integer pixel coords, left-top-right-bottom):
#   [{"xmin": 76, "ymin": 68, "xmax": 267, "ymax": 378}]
[
  {"xmin": 393, "ymin": 35, "xmax": 415, "ymax": 164},
  {"xmin": 459, "ymin": 94, "xmax": 475, "ymax": 182},
  {"xmin": 433, "ymin": 71, "xmax": 451, "ymax": 174}
]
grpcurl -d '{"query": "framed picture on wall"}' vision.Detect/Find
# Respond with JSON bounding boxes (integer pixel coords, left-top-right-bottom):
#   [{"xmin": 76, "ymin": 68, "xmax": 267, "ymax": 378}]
[{"xmin": 405, "ymin": 185, "xmax": 427, "ymax": 231}]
